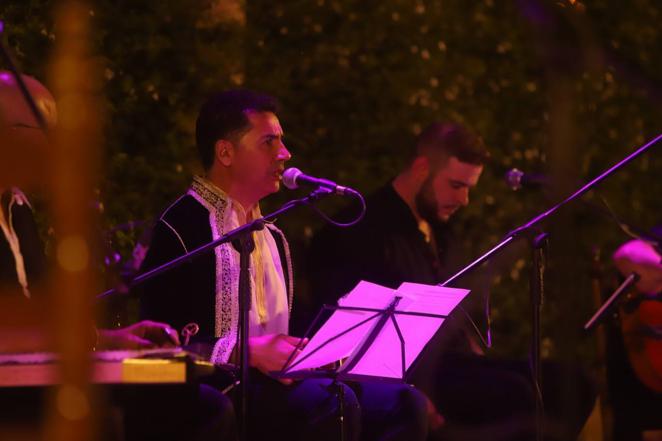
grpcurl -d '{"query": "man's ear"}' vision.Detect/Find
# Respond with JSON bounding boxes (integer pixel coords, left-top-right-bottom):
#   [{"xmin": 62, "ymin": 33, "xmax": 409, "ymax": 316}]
[
  {"xmin": 215, "ymin": 139, "xmax": 234, "ymax": 167},
  {"xmin": 410, "ymin": 156, "xmax": 430, "ymax": 183}
]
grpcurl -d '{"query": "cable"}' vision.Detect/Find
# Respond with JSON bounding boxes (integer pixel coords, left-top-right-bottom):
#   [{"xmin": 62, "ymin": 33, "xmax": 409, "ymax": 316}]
[
  {"xmin": 595, "ymin": 194, "xmax": 661, "ymax": 251},
  {"xmin": 306, "ymin": 189, "xmax": 367, "ymax": 228},
  {"xmin": 458, "ymin": 304, "xmax": 492, "ymax": 349}
]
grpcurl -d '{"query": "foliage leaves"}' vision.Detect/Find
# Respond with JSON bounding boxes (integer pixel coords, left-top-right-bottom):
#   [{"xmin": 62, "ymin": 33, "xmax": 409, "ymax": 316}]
[{"xmin": 1, "ymin": 0, "xmax": 660, "ymax": 361}]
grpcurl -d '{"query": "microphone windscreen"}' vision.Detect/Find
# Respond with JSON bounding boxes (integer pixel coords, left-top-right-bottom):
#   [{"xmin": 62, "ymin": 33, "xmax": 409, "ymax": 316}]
[{"xmin": 282, "ymin": 167, "xmax": 302, "ymax": 190}]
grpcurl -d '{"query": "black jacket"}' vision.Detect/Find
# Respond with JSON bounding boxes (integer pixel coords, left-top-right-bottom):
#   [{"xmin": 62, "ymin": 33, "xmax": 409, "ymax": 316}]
[{"xmin": 138, "ymin": 192, "xmax": 294, "ymax": 360}]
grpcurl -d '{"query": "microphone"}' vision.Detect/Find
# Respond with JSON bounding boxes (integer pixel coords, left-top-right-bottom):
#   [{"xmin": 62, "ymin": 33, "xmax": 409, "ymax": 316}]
[
  {"xmin": 505, "ymin": 168, "xmax": 548, "ymax": 190},
  {"xmin": 282, "ymin": 167, "xmax": 358, "ymax": 196}
]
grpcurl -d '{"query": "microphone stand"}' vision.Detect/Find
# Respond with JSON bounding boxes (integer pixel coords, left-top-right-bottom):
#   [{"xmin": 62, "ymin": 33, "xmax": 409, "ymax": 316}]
[
  {"xmin": 98, "ymin": 187, "xmax": 337, "ymax": 441},
  {"xmin": 439, "ymin": 132, "xmax": 662, "ymax": 441},
  {"xmin": 233, "ymin": 232, "xmax": 255, "ymax": 441},
  {"xmin": 98, "ymin": 188, "xmax": 333, "ymax": 300}
]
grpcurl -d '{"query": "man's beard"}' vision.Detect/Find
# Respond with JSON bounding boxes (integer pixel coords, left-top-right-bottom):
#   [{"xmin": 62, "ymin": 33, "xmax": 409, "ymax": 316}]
[{"xmin": 414, "ymin": 176, "xmax": 440, "ymax": 224}]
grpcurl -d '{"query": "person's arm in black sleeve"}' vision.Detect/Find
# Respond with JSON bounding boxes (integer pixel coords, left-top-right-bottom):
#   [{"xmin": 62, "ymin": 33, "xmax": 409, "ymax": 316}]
[{"xmin": 136, "ymin": 220, "xmax": 195, "ymax": 332}]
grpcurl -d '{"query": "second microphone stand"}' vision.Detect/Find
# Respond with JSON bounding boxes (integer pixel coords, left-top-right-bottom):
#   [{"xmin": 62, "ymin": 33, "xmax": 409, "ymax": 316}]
[{"xmin": 439, "ymin": 132, "xmax": 661, "ymax": 441}]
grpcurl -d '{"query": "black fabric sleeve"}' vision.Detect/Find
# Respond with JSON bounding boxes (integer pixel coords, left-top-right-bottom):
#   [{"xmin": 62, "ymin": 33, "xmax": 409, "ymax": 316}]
[{"xmin": 137, "ymin": 220, "xmax": 203, "ymax": 334}]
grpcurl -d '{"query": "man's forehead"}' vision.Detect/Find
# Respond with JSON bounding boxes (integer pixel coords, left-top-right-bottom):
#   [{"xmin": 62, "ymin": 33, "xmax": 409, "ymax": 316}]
[
  {"xmin": 244, "ymin": 110, "xmax": 283, "ymax": 135},
  {"xmin": 438, "ymin": 156, "xmax": 483, "ymax": 183}
]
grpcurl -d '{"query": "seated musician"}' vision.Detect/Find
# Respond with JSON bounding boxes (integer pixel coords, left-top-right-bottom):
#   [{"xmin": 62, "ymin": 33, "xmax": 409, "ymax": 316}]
[
  {"xmin": 0, "ymin": 70, "xmax": 183, "ymax": 349},
  {"xmin": 138, "ymin": 89, "xmax": 429, "ymax": 441},
  {"xmin": 608, "ymin": 231, "xmax": 662, "ymax": 439},
  {"xmin": 306, "ymin": 121, "xmax": 596, "ymax": 439},
  {"xmin": 0, "ymin": 71, "xmax": 237, "ymax": 441}
]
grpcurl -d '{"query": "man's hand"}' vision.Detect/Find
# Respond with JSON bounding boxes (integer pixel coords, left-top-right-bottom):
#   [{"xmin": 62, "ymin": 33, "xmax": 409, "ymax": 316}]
[
  {"xmin": 249, "ymin": 333, "xmax": 307, "ymax": 385},
  {"xmin": 97, "ymin": 320, "xmax": 181, "ymax": 350}
]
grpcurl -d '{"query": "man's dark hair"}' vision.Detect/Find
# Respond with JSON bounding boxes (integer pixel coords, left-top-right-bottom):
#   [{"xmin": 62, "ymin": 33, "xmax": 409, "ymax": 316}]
[
  {"xmin": 195, "ymin": 89, "xmax": 279, "ymax": 170},
  {"xmin": 413, "ymin": 122, "xmax": 490, "ymax": 166}
]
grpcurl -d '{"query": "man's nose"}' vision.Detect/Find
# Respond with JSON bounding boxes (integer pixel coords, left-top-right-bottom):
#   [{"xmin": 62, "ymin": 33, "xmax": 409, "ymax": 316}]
[
  {"xmin": 277, "ymin": 143, "xmax": 291, "ymax": 161},
  {"xmin": 458, "ymin": 188, "xmax": 469, "ymax": 206}
]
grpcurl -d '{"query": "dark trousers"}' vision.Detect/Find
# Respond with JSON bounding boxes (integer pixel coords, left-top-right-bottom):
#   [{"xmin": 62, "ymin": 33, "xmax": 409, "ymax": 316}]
[
  {"xmin": 410, "ymin": 352, "xmax": 596, "ymax": 441},
  {"xmin": 244, "ymin": 370, "xmax": 428, "ymax": 441},
  {"xmin": 111, "ymin": 383, "xmax": 237, "ymax": 441},
  {"xmin": 0, "ymin": 383, "xmax": 237, "ymax": 441}
]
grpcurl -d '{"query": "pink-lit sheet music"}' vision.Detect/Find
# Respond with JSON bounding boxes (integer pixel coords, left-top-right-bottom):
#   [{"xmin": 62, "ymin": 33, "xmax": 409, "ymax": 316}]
[{"xmin": 281, "ymin": 280, "xmax": 469, "ymax": 380}]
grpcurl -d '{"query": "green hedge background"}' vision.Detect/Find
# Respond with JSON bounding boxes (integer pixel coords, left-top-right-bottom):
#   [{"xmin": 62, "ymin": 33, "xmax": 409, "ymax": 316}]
[{"xmin": 2, "ymin": 0, "xmax": 660, "ymax": 365}]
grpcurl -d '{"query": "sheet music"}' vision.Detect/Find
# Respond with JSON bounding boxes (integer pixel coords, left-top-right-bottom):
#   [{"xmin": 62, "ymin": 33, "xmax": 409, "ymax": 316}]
[
  {"xmin": 285, "ymin": 281, "xmax": 395, "ymax": 372},
  {"xmin": 344, "ymin": 282, "xmax": 469, "ymax": 378},
  {"xmin": 284, "ymin": 280, "xmax": 470, "ymax": 378}
]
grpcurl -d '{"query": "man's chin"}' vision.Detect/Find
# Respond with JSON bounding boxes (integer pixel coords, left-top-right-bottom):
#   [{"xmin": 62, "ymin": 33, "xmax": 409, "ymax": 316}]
[
  {"xmin": 437, "ymin": 209, "xmax": 457, "ymax": 222},
  {"xmin": 253, "ymin": 183, "xmax": 281, "ymax": 203},
  {"xmin": 266, "ymin": 181, "xmax": 281, "ymax": 195}
]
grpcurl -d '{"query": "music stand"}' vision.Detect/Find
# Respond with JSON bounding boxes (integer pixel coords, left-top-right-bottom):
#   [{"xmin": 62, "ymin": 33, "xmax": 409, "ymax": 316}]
[{"xmin": 274, "ymin": 292, "xmax": 451, "ymax": 441}]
